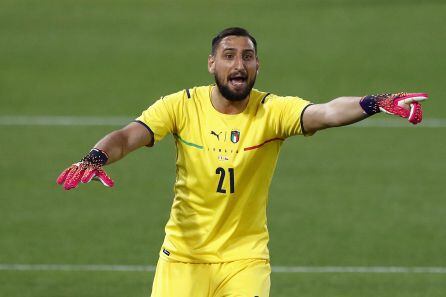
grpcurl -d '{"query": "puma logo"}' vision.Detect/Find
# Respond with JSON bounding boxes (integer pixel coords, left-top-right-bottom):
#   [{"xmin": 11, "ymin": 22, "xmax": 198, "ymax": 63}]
[{"xmin": 211, "ymin": 130, "xmax": 222, "ymax": 140}]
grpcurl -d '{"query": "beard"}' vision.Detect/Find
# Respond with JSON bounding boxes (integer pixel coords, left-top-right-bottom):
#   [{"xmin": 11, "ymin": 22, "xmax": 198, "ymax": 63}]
[{"xmin": 214, "ymin": 72, "xmax": 256, "ymax": 101}]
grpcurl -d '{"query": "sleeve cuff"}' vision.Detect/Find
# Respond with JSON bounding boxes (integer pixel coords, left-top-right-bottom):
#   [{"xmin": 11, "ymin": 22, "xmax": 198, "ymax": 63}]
[
  {"xmin": 300, "ymin": 103, "xmax": 315, "ymax": 136},
  {"xmin": 133, "ymin": 120, "xmax": 155, "ymax": 147}
]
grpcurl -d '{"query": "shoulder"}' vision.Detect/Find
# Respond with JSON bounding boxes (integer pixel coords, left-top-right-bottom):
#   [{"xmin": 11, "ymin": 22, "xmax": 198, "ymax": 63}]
[
  {"xmin": 161, "ymin": 85, "xmax": 210, "ymax": 103},
  {"xmin": 251, "ymin": 89, "xmax": 308, "ymax": 109}
]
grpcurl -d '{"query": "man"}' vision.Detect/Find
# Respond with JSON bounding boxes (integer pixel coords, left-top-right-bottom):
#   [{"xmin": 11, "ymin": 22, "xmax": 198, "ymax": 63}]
[{"xmin": 57, "ymin": 27, "xmax": 427, "ymax": 296}]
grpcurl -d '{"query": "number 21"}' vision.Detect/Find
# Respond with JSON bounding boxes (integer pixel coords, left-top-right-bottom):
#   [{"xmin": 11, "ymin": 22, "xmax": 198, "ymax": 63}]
[{"xmin": 216, "ymin": 167, "xmax": 235, "ymax": 194}]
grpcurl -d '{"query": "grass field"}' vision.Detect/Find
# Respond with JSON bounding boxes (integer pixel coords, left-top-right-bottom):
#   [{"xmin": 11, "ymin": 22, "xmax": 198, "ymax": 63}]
[{"xmin": 1, "ymin": 0, "xmax": 446, "ymax": 296}]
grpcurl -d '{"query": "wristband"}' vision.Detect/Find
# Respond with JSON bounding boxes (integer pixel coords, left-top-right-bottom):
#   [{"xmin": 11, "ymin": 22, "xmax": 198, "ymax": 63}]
[
  {"xmin": 81, "ymin": 148, "xmax": 109, "ymax": 166},
  {"xmin": 359, "ymin": 95, "xmax": 380, "ymax": 115}
]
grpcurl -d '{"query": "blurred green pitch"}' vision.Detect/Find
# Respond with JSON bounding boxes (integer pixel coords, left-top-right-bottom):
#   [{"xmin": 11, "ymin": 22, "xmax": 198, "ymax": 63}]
[{"xmin": 1, "ymin": 0, "xmax": 445, "ymax": 296}]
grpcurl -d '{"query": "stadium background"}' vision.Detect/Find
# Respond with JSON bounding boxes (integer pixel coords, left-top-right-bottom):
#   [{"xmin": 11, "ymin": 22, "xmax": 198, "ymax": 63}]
[{"xmin": 1, "ymin": 0, "xmax": 445, "ymax": 296}]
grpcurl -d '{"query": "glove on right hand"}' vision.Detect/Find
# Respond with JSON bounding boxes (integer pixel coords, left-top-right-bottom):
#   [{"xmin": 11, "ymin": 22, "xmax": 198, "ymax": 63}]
[{"xmin": 56, "ymin": 148, "xmax": 114, "ymax": 190}]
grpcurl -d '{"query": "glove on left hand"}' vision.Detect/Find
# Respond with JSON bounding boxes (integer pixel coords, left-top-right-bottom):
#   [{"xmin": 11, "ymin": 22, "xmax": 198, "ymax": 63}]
[{"xmin": 360, "ymin": 92, "xmax": 428, "ymax": 124}]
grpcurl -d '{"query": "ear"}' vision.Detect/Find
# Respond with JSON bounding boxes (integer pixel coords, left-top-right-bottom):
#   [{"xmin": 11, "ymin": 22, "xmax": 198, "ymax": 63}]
[
  {"xmin": 208, "ymin": 54, "xmax": 215, "ymax": 74},
  {"xmin": 256, "ymin": 57, "xmax": 260, "ymax": 75}
]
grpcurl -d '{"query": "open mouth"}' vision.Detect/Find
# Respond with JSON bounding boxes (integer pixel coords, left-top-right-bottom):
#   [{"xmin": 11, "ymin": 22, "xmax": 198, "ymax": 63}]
[{"xmin": 228, "ymin": 73, "xmax": 247, "ymax": 88}]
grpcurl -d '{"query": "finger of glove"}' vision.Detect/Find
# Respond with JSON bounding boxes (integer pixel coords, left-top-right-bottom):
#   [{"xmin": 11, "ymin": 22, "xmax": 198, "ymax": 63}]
[
  {"xmin": 397, "ymin": 93, "xmax": 428, "ymax": 105},
  {"xmin": 81, "ymin": 167, "xmax": 97, "ymax": 183},
  {"xmin": 379, "ymin": 101, "xmax": 410, "ymax": 118},
  {"xmin": 95, "ymin": 170, "xmax": 114, "ymax": 187},
  {"xmin": 408, "ymin": 102, "xmax": 423, "ymax": 125},
  {"xmin": 57, "ymin": 166, "xmax": 75, "ymax": 185},
  {"xmin": 64, "ymin": 166, "xmax": 86, "ymax": 190},
  {"xmin": 62, "ymin": 164, "xmax": 79, "ymax": 189}
]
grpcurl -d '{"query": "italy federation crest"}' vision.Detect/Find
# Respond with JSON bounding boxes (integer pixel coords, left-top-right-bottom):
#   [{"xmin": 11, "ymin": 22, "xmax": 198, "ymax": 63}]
[{"xmin": 230, "ymin": 130, "xmax": 240, "ymax": 143}]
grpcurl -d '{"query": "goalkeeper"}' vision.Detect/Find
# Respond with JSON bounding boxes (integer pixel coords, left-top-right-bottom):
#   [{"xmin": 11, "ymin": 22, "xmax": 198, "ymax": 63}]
[{"xmin": 57, "ymin": 27, "xmax": 428, "ymax": 297}]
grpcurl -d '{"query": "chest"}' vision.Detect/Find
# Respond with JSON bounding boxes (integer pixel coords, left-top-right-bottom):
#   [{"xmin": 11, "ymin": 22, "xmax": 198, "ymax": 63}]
[{"xmin": 177, "ymin": 108, "xmax": 280, "ymax": 166}]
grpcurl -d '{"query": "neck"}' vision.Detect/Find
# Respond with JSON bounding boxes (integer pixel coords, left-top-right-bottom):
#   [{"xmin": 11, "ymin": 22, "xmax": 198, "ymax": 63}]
[{"xmin": 210, "ymin": 86, "xmax": 250, "ymax": 115}]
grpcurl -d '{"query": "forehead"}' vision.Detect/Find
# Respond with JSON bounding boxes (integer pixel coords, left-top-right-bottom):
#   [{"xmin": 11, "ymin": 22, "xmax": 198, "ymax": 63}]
[{"xmin": 216, "ymin": 35, "xmax": 256, "ymax": 53}]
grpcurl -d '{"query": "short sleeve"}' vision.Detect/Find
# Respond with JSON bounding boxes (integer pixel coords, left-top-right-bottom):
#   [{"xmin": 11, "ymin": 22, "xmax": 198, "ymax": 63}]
[
  {"xmin": 135, "ymin": 91, "xmax": 184, "ymax": 144},
  {"xmin": 265, "ymin": 95, "xmax": 312, "ymax": 138}
]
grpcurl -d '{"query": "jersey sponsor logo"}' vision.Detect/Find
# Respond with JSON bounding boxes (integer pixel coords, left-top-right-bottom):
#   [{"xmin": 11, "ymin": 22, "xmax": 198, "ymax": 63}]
[
  {"xmin": 230, "ymin": 130, "xmax": 240, "ymax": 143},
  {"xmin": 210, "ymin": 130, "xmax": 222, "ymax": 140}
]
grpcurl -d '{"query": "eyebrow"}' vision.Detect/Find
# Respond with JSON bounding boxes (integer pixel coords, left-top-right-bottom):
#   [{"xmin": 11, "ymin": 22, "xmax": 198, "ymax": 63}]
[{"xmin": 222, "ymin": 48, "xmax": 255, "ymax": 53}]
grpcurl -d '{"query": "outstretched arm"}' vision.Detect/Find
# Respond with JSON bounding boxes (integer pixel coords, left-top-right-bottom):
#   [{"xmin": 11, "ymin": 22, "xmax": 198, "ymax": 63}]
[
  {"xmin": 94, "ymin": 122, "xmax": 153, "ymax": 164},
  {"xmin": 57, "ymin": 122, "xmax": 153, "ymax": 190},
  {"xmin": 302, "ymin": 93, "xmax": 428, "ymax": 135},
  {"xmin": 302, "ymin": 96, "xmax": 366, "ymax": 134}
]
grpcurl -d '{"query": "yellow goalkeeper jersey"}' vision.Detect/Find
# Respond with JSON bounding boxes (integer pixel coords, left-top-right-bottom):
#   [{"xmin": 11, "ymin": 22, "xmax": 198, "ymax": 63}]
[{"xmin": 136, "ymin": 85, "xmax": 311, "ymax": 263}]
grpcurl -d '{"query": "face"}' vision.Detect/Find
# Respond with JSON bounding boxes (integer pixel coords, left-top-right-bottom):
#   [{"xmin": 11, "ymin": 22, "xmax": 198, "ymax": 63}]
[{"xmin": 208, "ymin": 36, "xmax": 259, "ymax": 101}]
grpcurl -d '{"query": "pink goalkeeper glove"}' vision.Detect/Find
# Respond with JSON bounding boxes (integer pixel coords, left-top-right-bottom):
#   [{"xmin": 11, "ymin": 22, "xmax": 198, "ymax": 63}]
[
  {"xmin": 57, "ymin": 148, "xmax": 114, "ymax": 190},
  {"xmin": 360, "ymin": 92, "xmax": 428, "ymax": 124}
]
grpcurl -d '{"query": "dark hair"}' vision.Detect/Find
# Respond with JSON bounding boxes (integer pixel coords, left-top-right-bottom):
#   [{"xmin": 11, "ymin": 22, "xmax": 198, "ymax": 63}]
[{"xmin": 211, "ymin": 27, "xmax": 257, "ymax": 55}]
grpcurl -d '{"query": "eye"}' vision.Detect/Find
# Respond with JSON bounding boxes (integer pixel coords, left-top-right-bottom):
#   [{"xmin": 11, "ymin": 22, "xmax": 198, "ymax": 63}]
[
  {"xmin": 225, "ymin": 53, "xmax": 234, "ymax": 59},
  {"xmin": 243, "ymin": 53, "xmax": 254, "ymax": 60}
]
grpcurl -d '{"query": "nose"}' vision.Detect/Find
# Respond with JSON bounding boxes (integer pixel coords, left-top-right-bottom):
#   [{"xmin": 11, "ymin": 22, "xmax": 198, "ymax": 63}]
[{"xmin": 233, "ymin": 55, "xmax": 244, "ymax": 71}]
